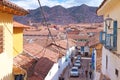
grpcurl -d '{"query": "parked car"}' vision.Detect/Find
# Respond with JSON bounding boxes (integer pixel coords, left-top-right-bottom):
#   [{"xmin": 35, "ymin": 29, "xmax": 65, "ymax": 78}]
[
  {"xmin": 76, "ymin": 55, "xmax": 81, "ymax": 60},
  {"xmin": 74, "ymin": 60, "xmax": 81, "ymax": 68},
  {"xmin": 70, "ymin": 67, "xmax": 79, "ymax": 77}
]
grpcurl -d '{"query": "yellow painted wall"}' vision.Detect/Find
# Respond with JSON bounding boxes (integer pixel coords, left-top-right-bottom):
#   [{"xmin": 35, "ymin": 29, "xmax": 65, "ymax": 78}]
[
  {"xmin": 13, "ymin": 28, "xmax": 23, "ymax": 57},
  {"xmin": 0, "ymin": 12, "xmax": 13, "ymax": 80},
  {"xmin": 97, "ymin": 0, "xmax": 119, "ymax": 16},
  {"xmin": 90, "ymin": 44, "xmax": 102, "ymax": 56}
]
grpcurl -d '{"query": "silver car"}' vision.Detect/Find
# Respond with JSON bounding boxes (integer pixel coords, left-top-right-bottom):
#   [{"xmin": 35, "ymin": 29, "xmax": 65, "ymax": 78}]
[
  {"xmin": 74, "ymin": 60, "xmax": 81, "ymax": 68},
  {"xmin": 70, "ymin": 67, "xmax": 79, "ymax": 77}
]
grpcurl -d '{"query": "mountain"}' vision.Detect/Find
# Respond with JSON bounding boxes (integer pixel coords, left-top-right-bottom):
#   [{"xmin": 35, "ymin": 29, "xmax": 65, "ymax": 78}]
[{"xmin": 14, "ymin": 4, "xmax": 103, "ymax": 25}]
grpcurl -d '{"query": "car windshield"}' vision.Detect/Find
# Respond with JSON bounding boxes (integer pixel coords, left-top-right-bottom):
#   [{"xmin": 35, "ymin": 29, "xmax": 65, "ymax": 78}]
[
  {"xmin": 76, "ymin": 62, "xmax": 80, "ymax": 64},
  {"xmin": 72, "ymin": 69, "xmax": 78, "ymax": 72},
  {"xmin": 76, "ymin": 61, "xmax": 80, "ymax": 63}
]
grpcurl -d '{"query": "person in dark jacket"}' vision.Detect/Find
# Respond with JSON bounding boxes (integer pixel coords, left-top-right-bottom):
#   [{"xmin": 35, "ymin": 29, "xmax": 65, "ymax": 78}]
[{"xmin": 89, "ymin": 70, "xmax": 92, "ymax": 79}]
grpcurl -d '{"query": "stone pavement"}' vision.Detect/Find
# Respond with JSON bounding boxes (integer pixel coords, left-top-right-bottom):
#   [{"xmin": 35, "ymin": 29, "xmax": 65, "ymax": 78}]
[{"xmin": 63, "ymin": 57, "xmax": 93, "ymax": 80}]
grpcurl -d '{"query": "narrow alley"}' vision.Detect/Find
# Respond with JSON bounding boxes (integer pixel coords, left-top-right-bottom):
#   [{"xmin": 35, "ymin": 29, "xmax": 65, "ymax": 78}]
[{"xmin": 63, "ymin": 57, "xmax": 93, "ymax": 80}]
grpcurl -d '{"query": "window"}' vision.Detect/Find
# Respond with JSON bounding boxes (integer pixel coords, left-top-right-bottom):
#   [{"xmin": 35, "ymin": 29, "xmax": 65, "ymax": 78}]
[
  {"xmin": 99, "ymin": 31, "xmax": 106, "ymax": 44},
  {"xmin": 113, "ymin": 21, "xmax": 117, "ymax": 50},
  {"xmin": 81, "ymin": 46, "xmax": 84, "ymax": 52},
  {"xmin": 106, "ymin": 34, "xmax": 111, "ymax": 47},
  {"xmin": 0, "ymin": 26, "xmax": 3, "ymax": 53},
  {"xmin": 115, "ymin": 69, "xmax": 119, "ymax": 77},
  {"xmin": 105, "ymin": 34, "xmax": 113, "ymax": 49},
  {"xmin": 15, "ymin": 74, "xmax": 24, "ymax": 80}
]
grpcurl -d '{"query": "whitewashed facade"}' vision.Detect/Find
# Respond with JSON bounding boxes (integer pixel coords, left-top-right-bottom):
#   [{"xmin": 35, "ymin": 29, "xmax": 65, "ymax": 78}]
[{"xmin": 45, "ymin": 46, "xmax": 75, "ymax": 80}]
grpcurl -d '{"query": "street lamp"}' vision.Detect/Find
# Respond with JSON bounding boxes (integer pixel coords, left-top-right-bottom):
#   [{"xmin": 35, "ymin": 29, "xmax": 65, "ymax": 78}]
[{"xmin": 105, "ymin": 17, "xmax": 113, "ymax": 29}]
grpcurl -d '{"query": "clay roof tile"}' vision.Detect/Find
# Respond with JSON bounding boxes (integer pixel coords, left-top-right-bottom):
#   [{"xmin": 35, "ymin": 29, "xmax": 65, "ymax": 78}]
[{"xmin": 0, "ymin": 0, "xmax": 29, "ymax": 15}]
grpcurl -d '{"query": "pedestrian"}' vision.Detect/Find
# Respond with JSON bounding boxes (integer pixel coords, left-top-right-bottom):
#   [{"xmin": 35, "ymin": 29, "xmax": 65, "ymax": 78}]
[
  {"xmin": 89, "ymin": 62, "xmax": 92, "ymax": 70},
  {"xmin": 68, "ymin": 61, "xmax": 70, "ymax": 67},
  {"xmin": 89, "ymin": 70, "xmax": 92, "ymax": 79},
  {"xmin": 71, "ymin": 57, "xmax": 73, "ymax": 65},
  {"xmin": 85, "ymin": 69, "xmax": 88, "ymax": 78},
  {"xmin": 81, "ymin": 66, "xmax": 84, "ymax": 77}
]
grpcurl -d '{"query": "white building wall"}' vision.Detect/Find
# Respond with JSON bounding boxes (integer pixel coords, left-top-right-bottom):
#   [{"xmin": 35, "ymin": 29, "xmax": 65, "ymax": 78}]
[
  {"xmin": 45, "ymin": 46, "xmax": 75, "ymax": 80},
  {"xmin": 102, "ymin": 46, "xmax": 120, "ymax": 80},
  {"xmin": 84, "ymin": 46, "xmax": 90, "ymax": 53}
]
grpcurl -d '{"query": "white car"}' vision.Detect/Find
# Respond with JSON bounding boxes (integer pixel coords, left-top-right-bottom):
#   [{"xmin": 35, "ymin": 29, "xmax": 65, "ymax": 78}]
[
  {"xmin": 70, "ymin": 67, "xmax": 79, "ymax": 77},
  {"xmin": 74, "ymin": 60, "xmax": 81, "ymax": 68},
  {"xmin": 76, "ymin": 55, "xmax": 81, "ymax": 60}
]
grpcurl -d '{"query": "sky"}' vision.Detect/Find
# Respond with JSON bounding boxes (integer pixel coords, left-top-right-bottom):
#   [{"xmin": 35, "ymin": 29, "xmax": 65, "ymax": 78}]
[{"xmin": 10, "ymin": 0, "xmax": 104, "ymax": 10}]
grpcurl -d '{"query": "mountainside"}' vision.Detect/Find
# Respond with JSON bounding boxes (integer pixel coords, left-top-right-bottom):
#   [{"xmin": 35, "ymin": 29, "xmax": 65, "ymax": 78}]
[{"xmin": 14, "ymin": 4, "xmax": 103, "ymax": 25}]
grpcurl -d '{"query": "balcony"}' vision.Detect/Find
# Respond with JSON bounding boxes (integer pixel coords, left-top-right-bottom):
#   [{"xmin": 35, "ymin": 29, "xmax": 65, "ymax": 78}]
[
  {"xmin": 100, "ymin": 32, "xmax": 117, "ymax": 51},
  {"xmin": 100, "ymin": 20, "xmax": 117, "ymax": 51}
]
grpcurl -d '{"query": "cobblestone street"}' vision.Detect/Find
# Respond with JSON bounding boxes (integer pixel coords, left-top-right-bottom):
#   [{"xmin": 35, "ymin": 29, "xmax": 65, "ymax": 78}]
[{"xmin": 63, "ymin": 57, "xmax": 93, "ymax": 80}]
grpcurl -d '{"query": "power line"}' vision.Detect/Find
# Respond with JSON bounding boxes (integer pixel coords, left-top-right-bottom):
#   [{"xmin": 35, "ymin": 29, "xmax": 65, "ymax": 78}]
[
  {"xmin": 37, "ymin": 0, "xmax": 56, "ymax": 44},
  {"xmin": 37, "ymin": 0, "xmax": 62, "ymax": 60}
]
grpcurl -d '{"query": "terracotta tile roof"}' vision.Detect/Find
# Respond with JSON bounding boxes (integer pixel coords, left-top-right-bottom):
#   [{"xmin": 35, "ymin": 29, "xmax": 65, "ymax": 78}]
[
  {"xmin": 45, "ymin": 39, "xmax": 76, "ymax": 57},
  {"xmin": 76, "ymin": 41, "xmax": 87, "ymax": 46},
  {"xmin": 14, "ymin": 42, "xmax": 59, "ymax": 79},
  {"xmin": 67, "ymin": 30, "xmax": 80, "ymax": 35},
  {"xmin": 14, "ymin": 53, "xmax": 35, "ymax": 67},
  {"xmin": 34, "ymin": 38, "xmax": 53, "ymax": 47},
  {"xmin": 24, "ymin": 28, "xmax": 59, "ymax": 36},
  {"xmin": 34, "ymin": 57, "xmax": 54, "ymax": 79},
  {"xmin": 68, "ymin": 34, "xmax": 88, "ymax": 40},
  {"xmin": 88, "ymin": 33, "xmax": 100, "ymax": 47},
  {"xmin": 47, "ymin": 43, "xmax": 66, "ymax": 56},
  {"xmin": 55, "ymin": 39, "xmax": 76, "ymax": 49},
  {"xmin": 24, "ymin": 43, "xmax": 59, "ymax": 62},
  {"xmin": 85, "ymin": 26, "xmax": 97, "ymax": 29},
  {"xmin": 0, "ymin": 0, "xmax": 29, "ymax": 15},
  {"xmin": 13, "ymin": 21, "xmax": 30, "ymax": 28},
  {"xmin": 13, "ymin": 52, "xmax": 37, "ymax": 77},
  {"xmin": 23, "ymin": 43, "xmax": 59, "ymax": 79},
  {"xmin": 85, "ymin": 28, "xmax": 103, "ymax": 33},
  {"xmin": 28, "ymin": 74, "xmax": 43, "ymax": 80}
]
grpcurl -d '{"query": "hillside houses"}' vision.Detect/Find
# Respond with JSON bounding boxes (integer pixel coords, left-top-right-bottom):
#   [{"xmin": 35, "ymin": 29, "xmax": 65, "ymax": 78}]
[{"xmin": 20, "ymin": 22, "xmax": 103, "ymax": 79}]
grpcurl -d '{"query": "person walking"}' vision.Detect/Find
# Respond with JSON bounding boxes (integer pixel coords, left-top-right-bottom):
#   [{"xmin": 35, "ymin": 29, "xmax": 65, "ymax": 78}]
[
  {"xmin": 85, "ymin": 69, "xmax": 88, "ymax": 78},
  {"xmin": 81, "ymin": 66, "xmax": 84, "ymax": 77},
  {"xmin": 71, "ymin": 57, "xmax": 74, "ymax": 66},
  {"xmin": 89, "ymin": 70, "xmax": 92, "ymax": 79}
]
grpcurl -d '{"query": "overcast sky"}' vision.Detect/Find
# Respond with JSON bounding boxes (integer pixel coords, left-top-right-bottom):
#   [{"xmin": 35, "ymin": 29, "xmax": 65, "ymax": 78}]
[{"xmin": 10, "ymin": 0, "xmax": 103, "ymax": 10}]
